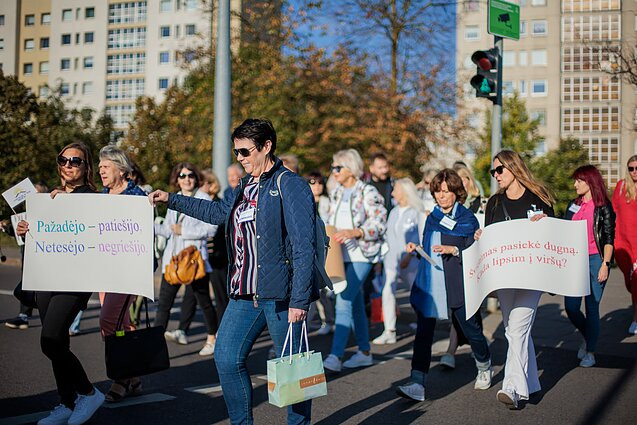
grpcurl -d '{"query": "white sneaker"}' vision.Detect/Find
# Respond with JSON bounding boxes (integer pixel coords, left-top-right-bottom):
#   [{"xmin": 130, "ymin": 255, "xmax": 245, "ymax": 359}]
[
  {"xmin": 316, "ymin": 324, "xmax": 333, "ymax": 336},
  {"xmin": 496, "ymin": 389, "xmax": 519, "ymax": 409},
  {"xmin": 397, "ymin": 382, "xmax": 425, "ymax": 402},
  {"xmin": 68, "ymin": 388, "xmax": 105, "ymax": 425},
  {"xmin": 37, "ymin": 405, "xmax": 72, "ymax": 425},
  {"xmin": 372, "ymin": 330, "xmax": 397, "ymax": 345},
  {"xmin": 164, "ymin": 329, "xmax": 188, "ymax": 345},
  {"xmin": 323, "ymin": 354, "xmax": 342, "ymax": 372},
  {"xmin": 439, "ymin": 353, "xmax": 455, "ymax": 369},
  {"xmin": 580, "ymin": 352, "xmax": 596, "ymax": 368},
  {"xmin": 343, "ymin": 351, "xmax": 373, "ymax": 368},
  {"xmin": 199, "ymin": 342, "xmax": 215, "ymax": 356},
  {"xmin": 629, "ymin": 322, "xmax": 637, "ymax": 334},
  {"xmin": 474, "ymin": 368, "xmax": 493, "ymax": 390},
  {"xmin": 577, "ymin": 341, "xmax": 587, "ymax": 360}
]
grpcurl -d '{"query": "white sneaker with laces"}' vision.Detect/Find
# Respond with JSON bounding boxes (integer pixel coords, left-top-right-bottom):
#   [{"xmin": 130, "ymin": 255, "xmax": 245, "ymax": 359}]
[
  {"xmin": 199, "ymin": 342, "xmax": 215, "ymax": 356},
  {"xmin": 629, "ymin": 322, "xmax": 637, "ymax": 335},
  {"xmin": 439, "ymin": 353, "xmax": 455, "ymax": 369},
  {"xmin": 316, "ymin": 324, "xmax": 333, "ymax": 336},
  {"xmin": 577, "ymin": 341, "xmax": 587, "ymax": 360},
  {"xmin": 323, "ymin": 354, "xmax": 342, "ymax": 372},
  {"xmin": 580, "ymin": 352, "xmax": 596, "ymax": 368},
  {"xmin": 474, "ymin": 368, "xmax": 493, "ymax": 390},
  {"xmin": 68, "ymin": 388, "xmax": 105, "ymax": 425},
  {"xmin": 37, "ymin": 405, "xmax": 73, "ymax": 425},
  {"xmin": 496, "ymin": 389, "xmax": 519, "ymax": 409},
  {"xmin": 343, "ymin": 351, "xmax": 373, "ymax": 368},
  {"xmin": 372, "ymin": 330, "xmax": 397, "ymax": 345},
  {"xmin": 396, "ymin": 382, "xmax": 425, "ymax": 402},
  {"xmin": 164, "ymin": 329, "xmax": 188, "ymax": 345}
]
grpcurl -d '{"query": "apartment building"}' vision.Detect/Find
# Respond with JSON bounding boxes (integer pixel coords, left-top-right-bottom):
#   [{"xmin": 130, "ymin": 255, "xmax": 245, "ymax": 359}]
[{"xmin": 456, "ymin": 0, "xmax": 637, "ymax": 186}]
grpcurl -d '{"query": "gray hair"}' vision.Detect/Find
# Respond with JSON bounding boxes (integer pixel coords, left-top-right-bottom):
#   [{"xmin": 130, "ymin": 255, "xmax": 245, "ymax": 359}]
[
  {"xmin": 395, "ymin": 178, "xmax": 425, "ymax": 213},
  {"xmin": 333, "ymin": 149, "xmax": 364, "ymax": 179},
  {"xmin": 99, "ymin": 145, "xmax": 133, "ymax": 177},
  {"xmin": 227, "ymin": 163, "xmax": 245, "ymax": 176}
]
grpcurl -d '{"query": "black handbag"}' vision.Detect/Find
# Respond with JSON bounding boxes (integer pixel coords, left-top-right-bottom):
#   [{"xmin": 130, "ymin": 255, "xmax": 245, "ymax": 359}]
[
  {"xmin": 105, "ymin": 296, "xmax": 170, "ymax": 380},
  {"xmin": 13, "ymin": 281, "xmax": 37, "ymax": 309}
]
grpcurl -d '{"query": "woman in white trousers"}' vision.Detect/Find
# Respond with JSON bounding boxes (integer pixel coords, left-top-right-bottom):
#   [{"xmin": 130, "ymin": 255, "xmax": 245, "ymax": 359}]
[{"xmin": 477, "ymin": 150, "xmax": 555, "ymax": 409}]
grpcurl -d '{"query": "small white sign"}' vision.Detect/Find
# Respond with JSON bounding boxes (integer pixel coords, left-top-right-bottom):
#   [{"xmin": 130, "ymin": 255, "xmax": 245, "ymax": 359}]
[{"xmin": 2, "ymin": 178, "xmax": 36, "ymax": 210}]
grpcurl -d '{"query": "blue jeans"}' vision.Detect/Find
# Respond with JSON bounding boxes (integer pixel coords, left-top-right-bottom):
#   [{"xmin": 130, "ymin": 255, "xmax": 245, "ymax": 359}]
[
  {"xmin": 214, "ymin": 298, "xmax": 311, "ymax": 425},
  {"xmin": 330, "ymin": 262, "xmax": 373, "ymax": 357},
  {"xmin": 69, "ymin": 310, "xmax": 82, "ymax": 334},
  {"xmin": 565, "ymin": 255, "xmax": 606, "ymax": 353}
]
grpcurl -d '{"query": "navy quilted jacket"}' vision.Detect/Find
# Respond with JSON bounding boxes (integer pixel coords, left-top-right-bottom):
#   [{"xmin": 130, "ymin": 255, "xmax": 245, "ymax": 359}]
[{"xmin": 167, "ymin": 159, "xmax": 316, "ymax": 310}]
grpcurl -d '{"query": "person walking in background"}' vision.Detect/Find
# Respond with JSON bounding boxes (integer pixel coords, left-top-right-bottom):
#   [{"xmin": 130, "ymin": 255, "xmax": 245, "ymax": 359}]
[
  {"xmin": 416, "ymin": 169, "xmax": 438, "ymax": 213},
  {"xmin": 373, "ymin": 178, "xmax": 424, "ymax": 345},
  {"xmin": 223, "ymin": 163, "xmax": 245, "ymax": 200},
  {"xmin": 564, "ymin": 165, "xmax": 615, "ymax": 368},
  {"xmin": 280, "ymin": 153, "xmax": 300, "ymax": 174},
  {"xmin": 454, "ymin": 164, "xmax": 482, "ymax": 213},
  {"xmin": 365, "ymin": 152, "xmax": 395, "ymax": 213},
  {"xmin": 612, "ymin": 155, "xmax": 637, "ymax": 334},
  {"xmin": 323, "ymin": 149, "xmax": 387, "ymax": 373},
  {"xmin": 16, "ymin": 142, "xmax": 104, "ymax": 425},
  {"xmin": 477, "ymin": 150, "xmax": 555, "ymax": 409},
  {"xmin": 396, "ymin": 169, "xmax": 491, "ymax": 402},
  {"xmin": 154, "ymin": 163, "xmax": 218, "ymax": 356}
]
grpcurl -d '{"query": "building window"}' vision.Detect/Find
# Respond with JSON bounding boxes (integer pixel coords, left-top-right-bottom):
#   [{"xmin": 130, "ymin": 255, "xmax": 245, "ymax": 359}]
[
  {"xmin": 82, "ymin": 82, "xmax": 94, "ymax": 94},
  {"xmin": 108, "ymin": 27, "xmax": 147, "ymax": 49},
  {"xmin": 520, "ymin": 21, "xmax": 527, "ymax": 36},
  {"xmin": 562, "ymin": 76, "xmax": 620, "ymax": 102},
  {"xmin": 159, "ymin": 78, "xmax": 169, "ymax": 89},
  {"xmin": 23, "ymin": 63, "xmax": 33, "ymax": 75},
  {"xmin": 159, "ymin": 51, "xmax": 170, "ymax": 64},
  {"xmin": 108, "ymin": 2, "xmax": 148, "ymax": 24},
  {"xmin": 185, "ymin": 24, "xmax": 196, "ymax": 36},
  {"xmin": 106, "ymin": 78, "xmax": 145, "ymax": 100},
  {"xmin": 532, "ymin": 20, "xmax": 547, "ymax": 36},
  {"xmin": 61, "ymin": 83, "xmax": 70, "ymax": 96},
  {"xmin": 24, "ymin": 39, "xmax": 35, "ymax": 50},
  {"xmin": 0, "ymin": 15, "xmax": 5, "ymax": 26},
  {"xmin": 530, "ymin": 110, "xmax": 546, "ymax": 126},
  {"xmin": 563, "ymin": 0, "xmax": 621, "ymax": 13},
  {"xmin": 175, "ymin": 24, "xmax": 180, "ymax": 38},
  {"xmin": 39, "ymin": 61, "xmax": 49, "ymax": 74},
  {"xmin": 40, "ymin": 37, "xmax": 49, "ymax": 49},
  {"xmin": 519, "ymin": 80, "xmax": 527, "ymax": 96},
  {"xmin": 76, "ymin": 33, "xmax": 80, "ymax": 44},
  {"xmin": 83, "ymin": 57, "xmax": 93, "ymax": 69},
  {"xmin": 41, "ymin": 13, "xmax": 51, "ymax": 24},
  {"xmin": 62, "ymin": 9, "xmax": 72, "ymax": 21},
  {"xmin": 84, "ymin": 32, "xmax": 94, "ymax": 43},
  {"xmin": 62, "ymin": 34, "xmax": 71, "ymax": 45},
  {"xmin": 85, "ymin": 7, "xmax": 95, "ymax": 19},
  {"xmin": 562, "ymin": 107, "xmax": 619, "ymax": 133},
  {"xmin": 464, "ymin": 0, "xmax": 480, "ymax": 12},
  {"xmin": 531, "ymin": 0, "xmax": 546, "ymax": 5},
  {"xmin": 531, "ymin": 49, "xmax": 547, "ymax": 65},
  {"xmin": 534, "ymin": 140, "xmax": 546, "ymax": 156},
  {"xmin": 519, "ymin": 51, "xmax": 527, "ymax": 66},
  {"xmin": 39, "ymin": 86, "xmax": 50, "ymax": 98},
  {"xmin": 160, "ymin": 0, "xmax": 171, "ymax": 12},
  {"xmin": 503, "ymin": 81, "xmax": 514, "ymax": 95},
  {"xmin": 107, "ymin": 53, "xmax": 146, "ymax": 74},
  {"xmin": 563, "ymin": 14, "xmax": 620, "ymax": 42},
  {"xmin": 106, "ymin": 104, "xmax": 135, "ymax": 126},
  {"xmin": 0, "ymin": 39, "xmax": 4, "ymax": 50},
  {"xmin": 61, "ymin": 58, "xmax": 71, "ymax": 70},
  {"xmin": 503, "ymin": 51, "xmax": 515, "ymax": 67},
  {"xmin": 186, "ymin": 0, "xmax": 198, "ymax": 10},
  {"xmin": 160, "ymin": 26, "xmax": 170, "ymax": 37},
  {"xmin": 531, "ymin": 80, "xmax": 547, "ymax": 96},
  {"xmin": 464, "ymin": 25, "xmax": 479, "ymax": 40},
  {"xmin": 25, "ymin": 14, "xmax": 35, "ymax": 26},
  {"xmin": 562, "ymin": 45, "xmax": 620, "ymax": 72}
]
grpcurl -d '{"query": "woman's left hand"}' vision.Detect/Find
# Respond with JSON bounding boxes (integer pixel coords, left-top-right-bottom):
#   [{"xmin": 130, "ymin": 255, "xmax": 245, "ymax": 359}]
[
  {"xmin": 432, "ymin": 245, "xmax": 455, "ymax": 255},
  {"xmin": 598, "ymin": 263, "xmax": 609, "ymax": 283},
  {"xmin": 332, "ymin": 229, "xmax": 361, "ymax": 244},
  {"xmin": 171, "ymin": 224, "xmax": 182, "ymax": 235},
  {"xmin": 529, "ymin": 213, "xmax": 548, "ymax": 222},
  {"xmin": 288, "ymin": 308, "xmax": 307, "ymax": 323}
]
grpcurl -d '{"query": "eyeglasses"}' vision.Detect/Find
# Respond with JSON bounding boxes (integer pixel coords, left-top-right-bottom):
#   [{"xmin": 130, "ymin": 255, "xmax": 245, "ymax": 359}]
[
  {"xmin": 331, "ymin": 165, "xmax": 344, "ymax": 173},
  {"xmin": 232, "ymin": 146, "xmax": 257, "ymax": 157},
  {"xmin": 178, "ymin": 172, "xmax": 196, "ymax": 179},
  {"xmin": 629, "ymin": 166, "xmax": 637, "ymax": 172},
  {"xmin": 308, "ymin": 179, "xmax": 323, "ymax": 185},
  {"xmin": 57, "ymin": 155, "xmax": 85, "ymax": 168},
  {"xmin": 489, "ymin": 165, "xmax": 505, "ymax": 177}
]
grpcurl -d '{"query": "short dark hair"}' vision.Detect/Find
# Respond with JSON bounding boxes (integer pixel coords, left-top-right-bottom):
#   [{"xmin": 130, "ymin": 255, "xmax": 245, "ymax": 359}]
[
  {"xmin": 369, "ymin": 152, "xmax": 388, "ymax": 163},
  {"xmin": 430, "ymin": 168, "xmax": 467, "ymax": 204},
  {"xmin": 231, "ymin": 118, "xmax": 277, "ymax": 161},
  {"xmin": 305, "ymin": 170, "xmax": 325, "ymax": 185},
  {"xmin": 170, "ymin": 162, "xmax": 202, "ymax": 190}
]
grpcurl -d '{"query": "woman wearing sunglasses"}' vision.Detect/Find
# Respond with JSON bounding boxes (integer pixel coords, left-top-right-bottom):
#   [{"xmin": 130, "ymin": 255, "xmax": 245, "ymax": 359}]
[
  {"xmin": 563, "ymin": 165, "xmax": 615, "ymax": 368},
  {"xmin": 322, "ymin": 149, "xmax": 387, "ymax": 373},
  {"xmin": 154, "ymin": 163, "xmax": 218, "ymax": 356},
  {"xmin": 16, "ymin": 142, "xmax": 106, "ymax": 425},
  {"xmin": 149, "ymin": 118, "xmax": 317, "ymax": 424},
  {"xmin": 613, "ymin": 155, "xmax": 637, "ymax": 334},
  {"xmin": 476, "ymin": 150, "xmax": 554, "ymax": 409}
]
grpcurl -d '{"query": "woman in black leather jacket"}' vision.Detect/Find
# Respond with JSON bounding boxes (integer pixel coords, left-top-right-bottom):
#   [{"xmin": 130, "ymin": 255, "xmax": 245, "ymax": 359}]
[{"xmin": 563, "ymin": 165, "xmax": 615, "ymax": 368}]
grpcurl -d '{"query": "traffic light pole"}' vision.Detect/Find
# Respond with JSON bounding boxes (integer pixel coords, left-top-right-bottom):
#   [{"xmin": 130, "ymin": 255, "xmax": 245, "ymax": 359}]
[
  {"xmin": 213, "ymin": 0, "xmax": 231, "ymax": 192},
  {"xmin": 490, "ymin": 35, "xmax": 503, "ymax": 196}
]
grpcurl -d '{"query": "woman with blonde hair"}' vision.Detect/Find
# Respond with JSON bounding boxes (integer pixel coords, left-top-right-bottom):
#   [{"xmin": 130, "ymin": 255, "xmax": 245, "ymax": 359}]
[
  {"xmin": 612, "ymin": 155, "xmax": 637, "ymax": 334},
  {"xmin": 373, "ymin": 178, "xmax": 424, "ymax": 345},
  {"xmin": 454, "ymin": 165, "xmax": 482, "ymax": 213},
  {"xmin": 475, "ymin": 150, "xmax": 555, "ymax": 409}
]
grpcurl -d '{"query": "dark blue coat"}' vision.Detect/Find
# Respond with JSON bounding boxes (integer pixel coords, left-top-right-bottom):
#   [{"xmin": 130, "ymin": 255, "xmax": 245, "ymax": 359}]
[{"xmin": 167, "ymin": 159, "xmax": 316, "ymax": 310}]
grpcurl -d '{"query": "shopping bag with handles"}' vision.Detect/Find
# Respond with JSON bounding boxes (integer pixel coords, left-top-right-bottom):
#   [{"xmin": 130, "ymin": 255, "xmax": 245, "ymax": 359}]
[{"xmin": 267, "ymin": 321, "xmax": 327, "ymax": 407}]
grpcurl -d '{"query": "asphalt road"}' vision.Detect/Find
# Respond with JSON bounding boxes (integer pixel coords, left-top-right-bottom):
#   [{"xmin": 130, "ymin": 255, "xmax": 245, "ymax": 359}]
[{"xmin": 0, "ymin": 245, "xmax": 636, "ymax": 425}]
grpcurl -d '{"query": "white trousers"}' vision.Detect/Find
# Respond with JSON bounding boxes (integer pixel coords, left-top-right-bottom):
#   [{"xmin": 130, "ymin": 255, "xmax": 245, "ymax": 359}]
[
  {"xmin": 381, "ymin": 267, "xmax": 398, "ymax": 331},
  {"xmin": 497, "ymin": 288, "xmax": 542, "ymax": 399}
]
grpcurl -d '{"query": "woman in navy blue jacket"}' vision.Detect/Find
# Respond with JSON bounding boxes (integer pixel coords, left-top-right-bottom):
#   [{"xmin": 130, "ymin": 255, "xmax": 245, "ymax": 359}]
[{"xmin": 149, "ymin": 119, "xmax": 316, "ymax": 425}]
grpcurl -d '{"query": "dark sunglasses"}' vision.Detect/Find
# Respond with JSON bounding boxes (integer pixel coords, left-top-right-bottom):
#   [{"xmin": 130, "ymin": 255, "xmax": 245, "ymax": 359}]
[
  {"xmin": 629, "ymin": 166, "xmax": 637, "ymax": 172},
  {"xmin": 57, "ymin": 155, "xmax": 85, "ymax": 167},
  {"xmin": 232, "ymin": 146, "xmax": 257, "ymax": 157},
  {"xmin": 308, "ymin": 179, "xmax": 324, "ymax": 185},
  {"xmin": 178, "ymin": 172, "xmax": 196, "ymax": 179},
  {"xmin": 489, "ymin": 165, "xmax": 505, "ymax": 177},
  {"xmin": 331, "ymin": 165, "xmax": 344, "ymax": 173}
]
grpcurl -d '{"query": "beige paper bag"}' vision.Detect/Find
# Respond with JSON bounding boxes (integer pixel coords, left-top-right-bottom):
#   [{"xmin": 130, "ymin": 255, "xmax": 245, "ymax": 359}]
[{"xmin": 324, "ymin": 225, "xmax": 346, "ymax": 291}]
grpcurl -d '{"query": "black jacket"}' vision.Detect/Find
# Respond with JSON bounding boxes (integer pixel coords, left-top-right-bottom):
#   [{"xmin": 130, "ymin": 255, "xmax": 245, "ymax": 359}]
[{"xmin": 564, "ymin": 199, "xmax": 616, "ymax": 258}]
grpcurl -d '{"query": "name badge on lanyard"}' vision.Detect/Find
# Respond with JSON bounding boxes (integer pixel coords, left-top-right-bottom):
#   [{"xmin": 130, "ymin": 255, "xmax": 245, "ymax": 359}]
[
  {"xmin": 440, "ymin": 215, "xmax": 456, "ymax": 230},
  {"xmin": 527, "ymin": 204, "xmax": 544, "ymax": 219},
  {"xmin": 568, "ymin": 203, "xmax": 581, "ymax": 214},
  {"xmin": 238, "ymin": 207, "xmax": 256, "ymax": 223}
]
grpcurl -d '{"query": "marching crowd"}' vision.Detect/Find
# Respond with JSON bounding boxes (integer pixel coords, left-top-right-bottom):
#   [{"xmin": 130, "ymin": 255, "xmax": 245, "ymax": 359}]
[{"xmin": 3, "ymin": 117, "xmax": 637, "ymax": 425}]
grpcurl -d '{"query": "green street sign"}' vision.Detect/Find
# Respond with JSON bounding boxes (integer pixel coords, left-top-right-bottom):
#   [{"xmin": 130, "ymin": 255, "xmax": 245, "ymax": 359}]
[{"xmin": 488, "ymin": 0, "xmax": 520, "ymax": 40}]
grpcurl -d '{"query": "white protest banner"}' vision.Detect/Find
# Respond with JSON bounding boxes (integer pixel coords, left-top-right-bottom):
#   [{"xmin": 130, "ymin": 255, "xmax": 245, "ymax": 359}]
[
  {"xmin": 10, "ymin": 213, "xmax": 27, "ymax": 246},
  {"xmin": 2, "ymin": 178, "xmax": 36, "ymax": 210},
  {"xmin": 463, "ymin": 217, "xmax": 590, "ymax": 320},
  {"xmin": 22, "ymin": 194, "xmax": 154, "ymax": 299}
]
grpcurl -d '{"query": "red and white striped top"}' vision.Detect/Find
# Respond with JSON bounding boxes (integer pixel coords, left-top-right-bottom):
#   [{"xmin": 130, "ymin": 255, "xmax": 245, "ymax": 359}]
[{"xmin": 229, "ymin": 180, "xmax": 259, "ymax": 296}]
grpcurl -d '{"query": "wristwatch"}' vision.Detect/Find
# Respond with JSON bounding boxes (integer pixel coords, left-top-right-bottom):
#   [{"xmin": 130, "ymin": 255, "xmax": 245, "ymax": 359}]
[
  {"xmin": 604, "ymin": 261, "xmax": 611, "ymax": 267},
  {"xmin": 452, "ymin": 246, "xmax": 460, "ymax": 257}
]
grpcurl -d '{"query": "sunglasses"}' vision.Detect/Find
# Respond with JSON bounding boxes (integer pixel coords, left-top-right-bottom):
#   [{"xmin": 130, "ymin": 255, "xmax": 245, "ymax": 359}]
[
  {"xmin": 629, "ymin": 166, "xmax": 637, "ymax": 172},
  {"xmin": 489, "ymin": 165, "xmax": 505, "ymax": 177},
  {"xmin": 232, "ymin": 146, "xmax": 257, "ymax": 157},
  {"xmin": 308, "ymin": 179, "xmax": 323, "ymax": 185},
  {"xmin": 331, "ymin": 165, "xmax": 344, "ymax": 173},
  {"xmin": 178, "ymin": 172, "xmax": 196, "ymax": 179},
  {"xmin": 57, "ymin": 155, "xmax": 85, "ymax": 168}
]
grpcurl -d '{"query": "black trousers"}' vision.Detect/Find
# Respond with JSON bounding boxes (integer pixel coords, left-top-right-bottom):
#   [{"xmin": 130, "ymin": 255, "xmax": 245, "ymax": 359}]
[
  {"xmin": 154, "ymin": 274, "xmax": 218, "ymax": 335},
  {"xmin": 209, "ymin": 266, "xmax": 228, "ymax": 325},
  {"xmin": 37, "ymin": 291, "xmax": 93, "ymax": 408}
]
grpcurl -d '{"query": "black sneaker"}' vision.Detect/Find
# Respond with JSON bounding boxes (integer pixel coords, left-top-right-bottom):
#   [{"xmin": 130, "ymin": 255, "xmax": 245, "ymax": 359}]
[{"xmin": 5, "ymin": 317, "xmax": 29, "ymax": 329}]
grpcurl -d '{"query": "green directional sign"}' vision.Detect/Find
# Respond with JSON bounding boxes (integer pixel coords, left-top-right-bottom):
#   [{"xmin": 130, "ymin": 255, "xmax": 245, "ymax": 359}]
[{"xmin": 488, "ymin": 0, "xmax": 520, "ymax": 40}]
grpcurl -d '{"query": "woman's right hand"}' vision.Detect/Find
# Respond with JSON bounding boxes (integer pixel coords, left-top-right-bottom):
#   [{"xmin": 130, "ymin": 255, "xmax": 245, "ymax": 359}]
[
  {"xmin": 405, "ymin": 242, "xmax": 418, "ymax": 253},
  {"xmin": 149, "ymin": 190, "xmax": 169, "ymax": 206},
  {"xmin": 50, "ymin": 189, "xmax": 65, "ymax": 199},
  {"xmin": 16, "ymin": 220, "xmax": 29, "ymax": 237},
  {"xmin": 474, "ymin": 229, "xmax": 482, "ymax": 241}
]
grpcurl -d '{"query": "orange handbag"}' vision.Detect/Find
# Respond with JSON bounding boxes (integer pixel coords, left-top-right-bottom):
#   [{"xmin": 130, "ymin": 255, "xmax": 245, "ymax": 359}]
[{"xmin": 165, "ymin": 245, "xmax": 205, "ymax": 285}]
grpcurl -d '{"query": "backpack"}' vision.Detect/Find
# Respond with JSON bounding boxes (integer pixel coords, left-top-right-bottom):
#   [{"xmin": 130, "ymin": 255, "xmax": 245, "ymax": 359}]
[{"xmin": 277, "ymin": 171, "xmax": 333, "ymax": 291}]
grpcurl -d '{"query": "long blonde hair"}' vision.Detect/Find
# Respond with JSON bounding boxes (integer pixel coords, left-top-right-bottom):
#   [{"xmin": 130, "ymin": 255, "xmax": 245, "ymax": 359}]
[
  {"xmin": 495, "ymin": 150, "xmax": 555, "ymax": 206},
  {"xmin": 621, "ymin": 154, "xmax": 637, "ymax": 202},
  {"xmin": 454, "ymin": 165, "xmax": 480, "ymax": 198},
  {"xmin": 394, "ymin": 178, "xmax": 425, "ymax": 213}
]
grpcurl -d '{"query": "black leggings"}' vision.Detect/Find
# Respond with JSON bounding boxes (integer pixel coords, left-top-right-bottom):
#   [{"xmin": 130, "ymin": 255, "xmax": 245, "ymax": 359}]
[
  {"xmin": 37, "ymin": 292, "xmax": 93, "ymax": 408},
  {"xmin": 154, "ymin": 274, "xmax": 218, "ymax": 335}
]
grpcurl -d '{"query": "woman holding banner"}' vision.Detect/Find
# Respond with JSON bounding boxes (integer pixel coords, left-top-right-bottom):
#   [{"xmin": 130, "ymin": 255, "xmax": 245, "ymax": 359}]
[
  {"xmin": 16, "ymin": 142, "xmax": 105, "ymax": 425},
  {"xmin": 477, "ymin": 150, "xmax": 554, "ymax": 409},
  {"xmin": 396, "ymin": 169, "xmax": 492, "ymax": 402},
  {"xmin": 613, "ymin": 155, "xmax": 637, "ymax": 335}
]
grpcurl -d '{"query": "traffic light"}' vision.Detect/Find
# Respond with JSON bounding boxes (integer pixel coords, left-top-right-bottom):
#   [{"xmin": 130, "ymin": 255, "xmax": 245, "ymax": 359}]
[{"xmin": 470, "ymin": 49, "xmax": 498, "ymax": 102}]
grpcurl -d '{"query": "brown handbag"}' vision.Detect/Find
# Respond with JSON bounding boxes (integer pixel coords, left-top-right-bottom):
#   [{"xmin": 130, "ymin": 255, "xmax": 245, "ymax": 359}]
[{"xmin": 165, "ymin": 245, "xmax": 206, "ymax": 285}]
